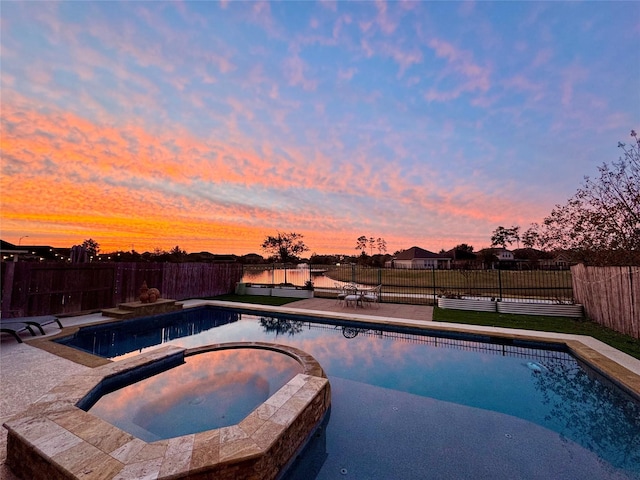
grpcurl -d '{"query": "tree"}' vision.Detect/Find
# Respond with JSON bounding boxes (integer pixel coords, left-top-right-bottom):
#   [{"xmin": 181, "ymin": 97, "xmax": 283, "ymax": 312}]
[
  {"xmin": 355, "ymin": 235, "xmax": 387, "ymax": 255},
  {"xmin": 170, "ymin": 245, "xmax": 186, "ymax": 255},
  {"xmin": 355, "ymin": 235, "xmax": 368, "ymax": 254},
  {"xmin": 522, "ymin": 225, "xmax": 541, "ymax": 249},
  {"xmin": 491, "ymin": 226, "xmax": 520, "ymax": 249},
  {"xmin": 82, "ymin": 238, "xmax": 100, "ymax": 257},
  {"xmin": 262, "ymin": 232, "xmax": 309, "ymax": 285},
  {"xmin": 376, "ymin": 237, "xmax": 388, "ymax": 254},
  {"xmin": 454, "ymin": 243, "xmax": 474, "ymax": 253},
  {"xmin": 261, "ymin": 232, "xmax": 309, "ymax": 263},
  {"xmin": 534, "ymin": 130, "xmax": 640, "ymax": 264},
  {"xmin": 169, "ymin": 245, "xmax": 187, "ymax": 262}
]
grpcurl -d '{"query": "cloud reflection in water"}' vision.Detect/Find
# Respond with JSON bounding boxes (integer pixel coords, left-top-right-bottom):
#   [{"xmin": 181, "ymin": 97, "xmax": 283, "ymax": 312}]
[{"xmin": 89, "ymin": 348, "xmax": 302, "ymax": 441}]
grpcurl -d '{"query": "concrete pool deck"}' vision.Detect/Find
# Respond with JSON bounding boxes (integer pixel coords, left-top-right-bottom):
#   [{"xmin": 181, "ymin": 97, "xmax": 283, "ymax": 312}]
[{"xmin": 2, "ymin": 298, "xmax": 640, "ymax": 479}]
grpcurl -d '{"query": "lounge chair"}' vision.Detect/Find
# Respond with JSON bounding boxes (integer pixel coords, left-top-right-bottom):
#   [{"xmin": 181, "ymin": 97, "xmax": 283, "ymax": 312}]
[
  {"xmin": 0, "ymin": 320, "xmax": 39, "ymax": 343},
  {"xmin": 20, "ymin": 315, "xmax": 63, "ymax": 334},
  {"xmin": 0, "ymin": 315, "xmax": 62, "ymax": 342}
]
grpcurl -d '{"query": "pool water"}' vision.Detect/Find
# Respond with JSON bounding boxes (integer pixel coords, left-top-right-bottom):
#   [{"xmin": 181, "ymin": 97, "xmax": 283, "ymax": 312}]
[
  {"xmin": 86, "ymin": 349, "xmax": 303, "ymax": 442},
  {"xmin": 58, "ymin": 307, "xmax": 640, "ymax": 479}
]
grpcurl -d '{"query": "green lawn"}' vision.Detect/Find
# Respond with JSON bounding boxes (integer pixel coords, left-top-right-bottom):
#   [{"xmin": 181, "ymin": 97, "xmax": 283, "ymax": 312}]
[
  {"xmin": 204, "ymin": 294, "xmax": 302, "ymax": 306},
  {"xmin": 206, "ymin": 294, "xmax": 640, "ymax": 361}
]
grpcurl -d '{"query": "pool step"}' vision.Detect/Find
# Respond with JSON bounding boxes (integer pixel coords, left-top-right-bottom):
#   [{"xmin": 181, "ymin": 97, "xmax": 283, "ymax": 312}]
[{"xmin": 101, "ymin": 298, "xmax": 183, "ymax": 319}]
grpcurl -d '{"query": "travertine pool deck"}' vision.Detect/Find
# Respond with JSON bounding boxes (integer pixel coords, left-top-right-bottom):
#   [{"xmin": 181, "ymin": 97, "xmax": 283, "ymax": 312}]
[{"xmin": 2, "ymin": 298, "xmax": 640, "ymax": 480}]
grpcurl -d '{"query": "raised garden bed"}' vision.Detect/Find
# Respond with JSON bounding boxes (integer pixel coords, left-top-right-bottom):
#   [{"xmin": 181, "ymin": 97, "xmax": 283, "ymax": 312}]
[
  {"xmin": 235, "ymin": 283, "xmax": 314, "ymax": 299},
  {"xmin": 438, "ymin": 297, "xmax": 583, "ymax": 318}
]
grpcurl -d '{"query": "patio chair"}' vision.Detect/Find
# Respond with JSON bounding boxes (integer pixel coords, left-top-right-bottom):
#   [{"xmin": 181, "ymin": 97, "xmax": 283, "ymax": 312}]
[
  {"xmin": 335, "ymin": 282, "xmax": 348, "ymax": 305},
  {"xmin": 1, "ymin": 315, "xmax": 62, "ymax": 341},
  {"xmin": 343, "ymin": 285, "xmax": 362, "ymax": 309},
  {"xmin": 361, "ymin": 285, "xmax": 382, "ymax": 308},
  {"xmin": 21, "ymin": 315, "xmax": 63, "ymax": 334},
  {"xmin": 0, "ymin": 320, "xmax": 39, "ymax": 343}
]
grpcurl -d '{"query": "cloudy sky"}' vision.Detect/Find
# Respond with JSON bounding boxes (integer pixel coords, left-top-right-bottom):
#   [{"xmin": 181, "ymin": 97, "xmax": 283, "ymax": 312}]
[{"xmin": 1, "ymin": 1, "xmax": 638, "ymax": 256}]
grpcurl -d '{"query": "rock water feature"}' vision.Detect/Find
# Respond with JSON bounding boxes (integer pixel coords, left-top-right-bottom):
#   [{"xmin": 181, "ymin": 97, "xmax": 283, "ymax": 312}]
[{"xmin": 101, "ymin": 282, "xmax": 183, "ymax": 320}]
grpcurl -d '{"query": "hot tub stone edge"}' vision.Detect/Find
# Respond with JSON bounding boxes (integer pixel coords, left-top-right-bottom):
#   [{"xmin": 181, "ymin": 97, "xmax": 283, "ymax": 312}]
[{"xmin": 3, "ymin": 343, "xmax": 331, "ymax": 480}]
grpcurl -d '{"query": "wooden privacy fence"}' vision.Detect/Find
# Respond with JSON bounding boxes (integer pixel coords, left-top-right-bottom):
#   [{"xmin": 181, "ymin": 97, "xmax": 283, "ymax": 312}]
[
  {"xmin": 1, "ymin": 262, "xmax": 243, "ymax": 318},
  {"xmin": 571, "ymin": 264, "xmax": 640, "ymax": 339}
]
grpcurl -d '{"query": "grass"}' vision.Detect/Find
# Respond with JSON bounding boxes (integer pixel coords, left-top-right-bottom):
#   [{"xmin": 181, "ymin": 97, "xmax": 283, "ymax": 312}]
[
  {"xmin": 204, "ymin": 294, "xmax": 302, "ymax": 306},
  {"xmin": 433, "ymin": 307, "xmax": 640, "ymax": 360}
]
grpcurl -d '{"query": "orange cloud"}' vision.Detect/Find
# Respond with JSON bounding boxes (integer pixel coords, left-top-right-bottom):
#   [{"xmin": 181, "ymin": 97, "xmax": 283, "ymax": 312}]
[{"xmin": 1, "ymin": 94, "xmax": 551, "ymax": 254}]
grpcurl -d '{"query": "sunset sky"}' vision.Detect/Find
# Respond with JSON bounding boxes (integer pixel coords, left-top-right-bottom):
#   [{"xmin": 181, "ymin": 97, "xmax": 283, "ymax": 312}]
[{"xmin": 1, "ymin": 1, "xmax": 638, "ymax": 256}]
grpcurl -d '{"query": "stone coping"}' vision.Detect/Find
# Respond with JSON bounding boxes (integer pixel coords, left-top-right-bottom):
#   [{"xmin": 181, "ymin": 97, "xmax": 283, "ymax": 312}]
[{"xmin": 4, "ymin": 343, "xmax": 331, "ymax": 480}]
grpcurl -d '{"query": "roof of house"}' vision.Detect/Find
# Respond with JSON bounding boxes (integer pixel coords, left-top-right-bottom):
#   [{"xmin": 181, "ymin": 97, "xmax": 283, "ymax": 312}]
[{"xmin": 395, "ymin": 246, "xmax": 446, "ymax": 260}]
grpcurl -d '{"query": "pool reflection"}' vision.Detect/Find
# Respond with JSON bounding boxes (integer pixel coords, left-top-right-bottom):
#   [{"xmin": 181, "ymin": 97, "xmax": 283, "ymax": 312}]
[
  {"xmin": 59, "ymin": 307, "xmax": 240, "ymax": 358},
  {"xmin": 88, "ymin": 348, "xmax": 302, "ymax": 441},
  {"xmin": 532, "ymin": 357, "xmax": 640, "ymax": 471}
]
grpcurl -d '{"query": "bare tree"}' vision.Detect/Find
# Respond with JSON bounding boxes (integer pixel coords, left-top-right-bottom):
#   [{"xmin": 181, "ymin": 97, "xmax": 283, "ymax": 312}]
[{"xmin": 534, "ymin": 130, "xmax": 640, "ymax": 263}]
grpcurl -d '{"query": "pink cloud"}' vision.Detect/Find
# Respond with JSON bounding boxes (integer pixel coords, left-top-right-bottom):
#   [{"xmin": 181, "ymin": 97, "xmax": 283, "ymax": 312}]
[
  {"xmin": 532, "ymin": 48, "xmax": 553, "ymax": 68},
  {"xmin": 374, "ymin": 0, "xmax": 397, "ymax": 35},
  {"xmin": 282, "ymin": 55, "xmax": 318, "ymax": 91},
  {"xmin": 560, "ymin": 63, "xmax": 588, "ymax": 106},
  {"xmin": 338, "ymin": 67, "xmax": 358, "ymax": 81},
  {"xmin": 503, "ymin": 74, "xmax": 540, "ymax": 92},
  {"xmin": 386, "ymin": 45, "xmax": 423, "ymax": 77},
  {"xmin": 332, "ymin": 14, "xmax": 352, "ymax": 39},
  {"xmin": 424, "ymin": 37, "xmax": 492, "ymax": 101}
]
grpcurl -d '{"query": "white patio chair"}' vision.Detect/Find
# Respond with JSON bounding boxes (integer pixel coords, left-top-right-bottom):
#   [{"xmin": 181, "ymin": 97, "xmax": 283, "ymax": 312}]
[
  {"xmin": 335, "ymin": 282, "xmax": 349, "ymax": 305},
  {"xmin": 361, "ymin": 285, "xmax": 382, "ymax": 308},
  {"xmin": 343, "ymin": 284, "xmax": 362, "ymax": 308}
]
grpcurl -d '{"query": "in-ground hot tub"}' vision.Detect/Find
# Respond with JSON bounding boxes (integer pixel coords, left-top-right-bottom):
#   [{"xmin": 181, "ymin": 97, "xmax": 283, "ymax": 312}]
[
  {"xmin": 4, "ymin": 342, "xmax": 331, "ymax": 480},
  {"xmin": 84, "ymin": 346, "xmax": 306, "ymax": 442}
]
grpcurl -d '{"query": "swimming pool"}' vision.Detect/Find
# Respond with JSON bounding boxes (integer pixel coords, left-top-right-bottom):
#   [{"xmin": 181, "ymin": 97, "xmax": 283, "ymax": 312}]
[{"xmin": 58, "ymin": 306, "xmax": 640, "ymax": 479}]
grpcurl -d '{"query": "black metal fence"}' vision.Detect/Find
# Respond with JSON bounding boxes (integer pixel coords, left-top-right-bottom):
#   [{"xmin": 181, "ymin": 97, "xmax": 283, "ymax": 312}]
[{"xmin": 241, "ymin": 264, "xmax": 574, "ymax": 305}]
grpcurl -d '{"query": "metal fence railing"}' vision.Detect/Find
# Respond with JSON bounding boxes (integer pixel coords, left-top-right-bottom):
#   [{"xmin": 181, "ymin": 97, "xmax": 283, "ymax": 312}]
[{"xmin": 241, "ymin": 264, "xmax": 574, "ymax": 305}]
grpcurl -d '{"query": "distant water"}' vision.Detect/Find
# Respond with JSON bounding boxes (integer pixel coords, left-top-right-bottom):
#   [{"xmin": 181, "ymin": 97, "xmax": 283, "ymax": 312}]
[{"xmin": 241, "ymin": 267, "xmax": 340, "ymax": 289}]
